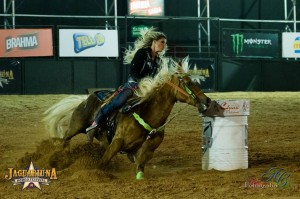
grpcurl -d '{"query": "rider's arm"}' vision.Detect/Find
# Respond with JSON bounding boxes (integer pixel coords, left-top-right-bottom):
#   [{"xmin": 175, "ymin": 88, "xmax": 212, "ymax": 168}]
[{"xmin": 129, "ymin": 48, "xmax": 149, "ymax": 80}]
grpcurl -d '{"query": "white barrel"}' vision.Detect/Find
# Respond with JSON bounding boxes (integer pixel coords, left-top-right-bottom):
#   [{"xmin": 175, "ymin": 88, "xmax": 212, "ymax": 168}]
[{"xmin": 201, "ymin": 100, "xmax": 250, "ymax": 171}]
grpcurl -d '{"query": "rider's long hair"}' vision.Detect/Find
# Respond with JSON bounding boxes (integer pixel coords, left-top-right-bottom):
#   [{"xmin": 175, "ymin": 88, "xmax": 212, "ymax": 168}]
[{"xmin": 123, "ymin": 27, "xmax": 167, "ymax": 64}]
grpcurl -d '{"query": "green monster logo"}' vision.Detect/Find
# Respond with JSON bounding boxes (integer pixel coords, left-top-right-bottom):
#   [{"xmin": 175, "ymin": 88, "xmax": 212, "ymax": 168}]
[{"xmin": 231, "ymin": 34, "xmax": 244, "ymax": 55}]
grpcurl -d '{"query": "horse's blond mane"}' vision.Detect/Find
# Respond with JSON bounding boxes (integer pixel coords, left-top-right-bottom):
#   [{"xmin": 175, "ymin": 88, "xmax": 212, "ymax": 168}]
[{"xmin": 134, "ymin": 57, "xmax": 183, "ymax": 100}]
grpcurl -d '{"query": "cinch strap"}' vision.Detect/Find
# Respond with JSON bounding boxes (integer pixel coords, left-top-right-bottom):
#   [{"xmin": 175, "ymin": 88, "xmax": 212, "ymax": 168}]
[{"xmin": 133, "ymin": 112, "xmax": 153, "ymax": 131}]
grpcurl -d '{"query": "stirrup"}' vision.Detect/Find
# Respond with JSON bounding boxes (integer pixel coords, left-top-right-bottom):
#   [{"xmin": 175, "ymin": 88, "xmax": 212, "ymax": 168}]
[{"xmin": 86, "ymin": 123, "xmax": 98, "ymax": 132}]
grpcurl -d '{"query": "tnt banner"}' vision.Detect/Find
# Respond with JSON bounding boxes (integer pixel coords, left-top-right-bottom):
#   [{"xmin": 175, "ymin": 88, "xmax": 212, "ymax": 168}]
[
  {"xmin": 0, "ymin": 29, "xmax": 53, "ymax": 58},
  {"xmin": 188, "ymin": 59, "xmax": 215, "ymax": 91},
  {"xmin": 59, "ymin": 29, "xmax": 119, "ymax": 57},
  {"xmin": 0, "ymin": 60, "xmax": 22, "ymax": 94},
  {"xmin": 223, "ymin": 30, "xmax": 279, "ymax": 58},
  {"xmin": 282, "ymin": 32, "xmax": 300, "ymax": 58}
]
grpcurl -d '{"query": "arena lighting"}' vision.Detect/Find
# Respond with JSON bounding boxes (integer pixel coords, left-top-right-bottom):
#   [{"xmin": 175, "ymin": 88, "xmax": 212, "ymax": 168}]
[{"xmin": 128, "ymin": 0, "xmax": 164, "ymax": 16}]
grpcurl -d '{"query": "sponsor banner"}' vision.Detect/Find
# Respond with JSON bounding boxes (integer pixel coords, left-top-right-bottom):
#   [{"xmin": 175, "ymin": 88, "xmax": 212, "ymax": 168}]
[
  {"xmin": 0, "ymin": 60, "xmax": 22, "ymax": 94},
  {"xmin": 131, "ymin": 25, "xmax": 151, "ymax": 37},
  {"xmin": 59, "ymin": 29, "xmax": 119, "ymax": 57},
  {"xmin": 223, "ymin": 30, "xmax": 279, "ymax": 58},
  {"xmin": 282, "ymin": 32, "xmax": 300, "ymax": 58},
  {"xmin": 214, "ymin": 100, "xmax": 250, "ymax": 116},
  {"xmin": 0, "ymin": 29, "xmax": 53, "ymax": 58},
  {"xmin": 128, "ymin": 0, "xmax": 164, "ymax": 16},
  {"xmin": 189, "ymin": 59, "xmax": 215, "ymax": 91}
]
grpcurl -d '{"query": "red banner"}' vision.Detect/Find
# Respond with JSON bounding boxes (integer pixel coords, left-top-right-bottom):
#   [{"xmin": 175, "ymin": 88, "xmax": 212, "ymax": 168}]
[{"xmin": 0, "ymin": 29, "xmax": 53, "ymax": 58}]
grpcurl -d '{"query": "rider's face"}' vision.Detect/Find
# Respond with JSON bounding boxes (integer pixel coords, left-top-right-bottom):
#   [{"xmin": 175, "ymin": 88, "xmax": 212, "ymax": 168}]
[{"xmin": 153, "ymin": 38, "xmax": 167, "ymax": 53}]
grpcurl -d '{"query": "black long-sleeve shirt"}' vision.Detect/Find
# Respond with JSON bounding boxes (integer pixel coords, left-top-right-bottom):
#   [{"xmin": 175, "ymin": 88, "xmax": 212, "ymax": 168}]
[{"xmin": 129, "ymin": 47, "xmax": 161, "ymax": 81}]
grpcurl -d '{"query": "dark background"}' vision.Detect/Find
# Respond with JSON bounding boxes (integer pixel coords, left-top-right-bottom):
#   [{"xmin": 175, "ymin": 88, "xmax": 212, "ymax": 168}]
[{"xmin": 0, "ymin": 0, "xmax": 299, "ymax": 94}]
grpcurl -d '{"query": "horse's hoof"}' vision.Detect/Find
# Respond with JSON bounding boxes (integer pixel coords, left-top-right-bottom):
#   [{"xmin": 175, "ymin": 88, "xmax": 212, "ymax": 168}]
[{"xmin": 136, "ymin": 171, "xmax": 144, "ymax": 180}]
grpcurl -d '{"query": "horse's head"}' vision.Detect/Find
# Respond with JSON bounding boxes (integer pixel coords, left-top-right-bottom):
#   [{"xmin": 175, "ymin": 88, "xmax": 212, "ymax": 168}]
[
  {"xmin": 135, "ymin": 56, "xmax": 211, "ymax": 112},
  {"xmin": 168, "ymin": 74, "xmax": 211, "ymax": 112}
]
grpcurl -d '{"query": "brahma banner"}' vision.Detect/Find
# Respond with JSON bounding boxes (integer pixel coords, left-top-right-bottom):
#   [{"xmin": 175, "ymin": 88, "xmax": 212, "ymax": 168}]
[
  {"xmin": 0, "ymin": 29, "xmax": 53, "ymax": 58},
  {"xmin": 59, "ymin": 29, "xmax": 119, "ymax": 57},
  {"xmin": 282, "ymin": 32, "xmax": 300, "ymax": 58}
]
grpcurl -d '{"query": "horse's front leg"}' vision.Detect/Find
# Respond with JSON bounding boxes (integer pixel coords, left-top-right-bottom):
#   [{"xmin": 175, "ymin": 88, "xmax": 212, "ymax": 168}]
[{"xmin": 135, "ymin": 131, "xmax": 164, "ymax": 180}]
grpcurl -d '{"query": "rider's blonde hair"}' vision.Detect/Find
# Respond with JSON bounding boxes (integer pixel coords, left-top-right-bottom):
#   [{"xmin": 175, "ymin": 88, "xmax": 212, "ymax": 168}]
[{"xmin": 123, "ymin": 27, "xmax": 167, "ymax": 64}]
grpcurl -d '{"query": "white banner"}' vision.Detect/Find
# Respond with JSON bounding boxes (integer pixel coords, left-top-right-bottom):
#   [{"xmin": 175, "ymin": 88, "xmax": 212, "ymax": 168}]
[
  {"xmin": 282, "ymin": 32, "xmax": 300, "ymax": 58},
  {"xmin": 59, "ymin": 29, "xmax": 119, "ymax": 57}
]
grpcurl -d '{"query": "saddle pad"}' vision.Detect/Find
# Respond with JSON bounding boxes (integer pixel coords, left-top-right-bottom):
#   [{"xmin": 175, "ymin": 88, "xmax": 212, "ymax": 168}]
[{"xmin": 94, "ymin": 90, "xmax": 115, "ymax": 102}]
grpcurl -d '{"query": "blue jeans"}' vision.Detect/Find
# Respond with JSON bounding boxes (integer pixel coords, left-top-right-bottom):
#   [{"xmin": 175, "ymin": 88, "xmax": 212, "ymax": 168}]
[{"xmin": 95, "ymin": 81, "xmax": 138, "ymax": 125}]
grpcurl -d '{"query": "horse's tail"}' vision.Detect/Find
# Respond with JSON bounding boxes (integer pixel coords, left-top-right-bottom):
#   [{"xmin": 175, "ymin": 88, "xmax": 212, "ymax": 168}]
[{"xmin": 43, "ymin": 95, "xmax": 87, "ymax": 139}]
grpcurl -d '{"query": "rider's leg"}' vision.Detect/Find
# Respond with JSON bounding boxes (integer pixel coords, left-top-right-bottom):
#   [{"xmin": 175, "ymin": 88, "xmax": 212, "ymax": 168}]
[{"xmin": 86, "ymin": 89, "xmax": 134, "ymax": 141}]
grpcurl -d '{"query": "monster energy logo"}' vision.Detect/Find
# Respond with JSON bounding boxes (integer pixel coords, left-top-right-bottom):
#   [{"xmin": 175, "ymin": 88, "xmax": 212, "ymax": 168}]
[{"xmin": 231, "ymin": 34, "xmax": 244, "ymax": 55}]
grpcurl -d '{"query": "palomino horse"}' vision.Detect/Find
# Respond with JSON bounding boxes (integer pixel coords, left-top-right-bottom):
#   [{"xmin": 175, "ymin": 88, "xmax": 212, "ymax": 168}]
[{"xmin": 43, "ymin": 58, "xmax": 211, "ymax": 179}]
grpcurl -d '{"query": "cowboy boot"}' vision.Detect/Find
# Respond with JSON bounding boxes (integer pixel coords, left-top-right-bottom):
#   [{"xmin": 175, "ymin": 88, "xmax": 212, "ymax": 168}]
[{"xmin": 86, "ymin": 121, "xmax": 98, "ymax": 132}]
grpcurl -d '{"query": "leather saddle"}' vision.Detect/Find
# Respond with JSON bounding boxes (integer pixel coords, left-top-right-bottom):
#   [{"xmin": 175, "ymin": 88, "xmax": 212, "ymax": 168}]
[{"xmin": 94, "ymin": 89, "xmax": 142, "ymax": 144}]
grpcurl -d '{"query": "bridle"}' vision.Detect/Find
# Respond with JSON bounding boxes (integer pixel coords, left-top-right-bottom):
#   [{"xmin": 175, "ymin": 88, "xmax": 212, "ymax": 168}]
[{"xmin": 165, "ymin": 74, "xmax": 203, "ymax": 103}]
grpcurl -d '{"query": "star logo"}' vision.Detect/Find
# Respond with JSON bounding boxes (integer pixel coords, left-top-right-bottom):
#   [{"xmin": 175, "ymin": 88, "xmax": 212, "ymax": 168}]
[
  {"xmin": 22, "ymin": 162, "xmax": 42, "ymax": 190},
  {"xmin": 5, "ymin": 161, "xmax": 57, "ymax": 190}
]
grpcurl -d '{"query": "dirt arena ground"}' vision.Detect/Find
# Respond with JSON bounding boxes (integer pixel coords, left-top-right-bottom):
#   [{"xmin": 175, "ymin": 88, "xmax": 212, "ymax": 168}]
[{"xmin": 0, "ymin": 92, "xmax": 299, "ymax": 199}]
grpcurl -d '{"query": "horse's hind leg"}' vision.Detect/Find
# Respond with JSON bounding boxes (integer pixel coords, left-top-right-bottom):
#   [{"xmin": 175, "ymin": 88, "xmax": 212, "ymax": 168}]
[
  {"xmin": 63, "ymin": 117, "xmax": 87, "ymax": 148},
  {"xmin": 135, "ymin": 131, "xmax": 164, "ymax": 180},
  {"xmin": 101, "ymin": 138, "xmax": 124, "ymax": 166},
  {"xmin": 63, "ymin": 94, "xmax": 101, "ymax": 147}
]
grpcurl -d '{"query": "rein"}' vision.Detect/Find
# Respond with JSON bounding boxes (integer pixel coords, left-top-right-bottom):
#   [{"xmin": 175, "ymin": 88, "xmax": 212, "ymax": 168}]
[
  {"xmin": 165, "ymin": 80, "xmax": 189, "ymax": 98},
  {"xmin": 166, "ymin": 79, "xmax": 197, "ymax": 100}
]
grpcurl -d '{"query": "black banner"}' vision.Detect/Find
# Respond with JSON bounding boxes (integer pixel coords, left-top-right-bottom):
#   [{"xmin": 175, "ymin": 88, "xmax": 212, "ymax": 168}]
[
  {"xmin": 0, "ymin": 60, "xmax": 22, "ymax": 94},
  {"xmin": 188, "ymin": 59, "xmax": 215, "ymax": 92},
  {"xmin": 222, "ymin": 30, "xmax": 279, "ymax": 58}
]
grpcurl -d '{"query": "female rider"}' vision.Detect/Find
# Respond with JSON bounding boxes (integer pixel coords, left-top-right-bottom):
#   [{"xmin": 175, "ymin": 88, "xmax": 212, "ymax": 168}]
[{"xmin": 86, "ymin": 28, "xmax": 168, "ymax": 142}]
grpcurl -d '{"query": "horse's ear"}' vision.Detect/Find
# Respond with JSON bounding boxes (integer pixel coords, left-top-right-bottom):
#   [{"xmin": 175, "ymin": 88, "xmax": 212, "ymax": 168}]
[
  {"xmin": 177, "ymin": 62, "xmax": 184, "ymax": 74},
  {"xmin": 181, "ymin": 56, "xmax": 190, "ymax": 73}
]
